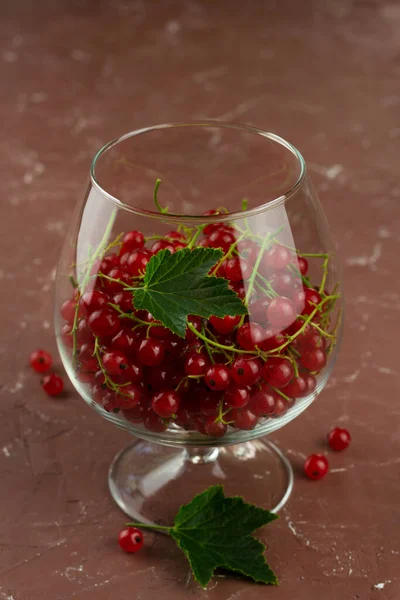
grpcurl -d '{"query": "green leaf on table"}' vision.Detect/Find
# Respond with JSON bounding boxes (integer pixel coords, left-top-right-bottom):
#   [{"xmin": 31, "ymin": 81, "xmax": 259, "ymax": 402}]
[
  {"xmin": 133, "ymin": 248, "xmax": 247, "ymax": 337},
  {"xmin": 169, "ymin": 485, "xmax": 278, "ymax": 588}
]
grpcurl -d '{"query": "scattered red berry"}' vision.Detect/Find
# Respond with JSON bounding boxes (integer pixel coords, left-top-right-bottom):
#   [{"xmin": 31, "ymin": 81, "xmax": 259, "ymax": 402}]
[
  {"xmin": 328, "ymin": 427, "xmax": 351, "ymax": 451},
  {"xmin": 304, "ymin": 454, "xmax": 329, "ymax": 480},
  {"xmin": 30, "ymin": 349, "xmax": 53, "ymax": 373},
  {"xmin": 118, "ymin": 527, "xmax": 144, "ymax": 553},
  {"xmin": 42, "ymin": 373, "xmax": 64, "ymax": 397}
]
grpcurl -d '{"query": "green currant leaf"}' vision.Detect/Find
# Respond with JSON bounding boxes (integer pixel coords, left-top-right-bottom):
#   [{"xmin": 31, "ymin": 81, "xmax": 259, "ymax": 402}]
[
  {"xmin": 133, "ymin": 248, "xmax": 247, "ymax": 337},
  {"xmin": 169, "ymin": 485, "xmax": 278, "ymax": 588}
]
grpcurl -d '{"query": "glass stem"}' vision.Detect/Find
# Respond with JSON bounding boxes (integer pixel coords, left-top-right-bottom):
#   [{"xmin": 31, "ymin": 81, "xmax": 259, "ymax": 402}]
[{"xmin": 185, "ymin": 447, "xmax": 220, "ymax": 464}]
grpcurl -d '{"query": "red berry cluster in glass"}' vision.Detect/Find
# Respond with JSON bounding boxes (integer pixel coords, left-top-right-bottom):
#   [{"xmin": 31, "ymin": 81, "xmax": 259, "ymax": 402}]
[{"xmin": 60, "ymin": 213, "xmax": 339, "ymax": 438}]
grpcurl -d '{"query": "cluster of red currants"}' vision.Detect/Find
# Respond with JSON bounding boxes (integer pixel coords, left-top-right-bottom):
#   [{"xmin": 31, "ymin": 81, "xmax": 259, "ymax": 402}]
[
  {"xmin": 59, "ymin": 215, "xmax": 334, "ymax": 438},
  {"xmin": 30, "ymin": 349, "xmax": 64, "ymax": 396}
]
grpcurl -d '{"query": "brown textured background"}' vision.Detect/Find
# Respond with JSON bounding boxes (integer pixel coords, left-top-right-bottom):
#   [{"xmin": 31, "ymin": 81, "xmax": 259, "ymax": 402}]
[{"xmin": 1, "ymin": 1, "xmax": 399, "ymax": 599}]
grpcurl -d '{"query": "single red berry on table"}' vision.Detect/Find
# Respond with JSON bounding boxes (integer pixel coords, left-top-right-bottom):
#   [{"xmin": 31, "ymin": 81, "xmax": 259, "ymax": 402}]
[
  {"xmin": 231, "ymin": 357, "xmax": 262, "ymax": 386},
  {"xmin": 88, "ymin": 308, "xmax": 121, "ymax": 338},
  {"xmin": 262, "ymin": 357, "xmax": 294, "ymax": 388},
  {"xmin": 204, "ymin": 417, "xmax": 227, "ymax": 437},
  {"xmin": 224, "ymin": 383, "xmax": 250, "ymax": 408},
  {"xmin": 328, "ymin": 427, "xmax": 351, "ymax": 451},
  {"xmin": 42, "ymin": 373, "xmax": 64, "ymax": 397},
  {"xmin": 236, "ymin": 322, "xmax": 265, "ymax": 350},
  {"xmin": 267, "ymin": 296, "xmax": 297, "ymax": 329},
  {"xmin": 210, "ymin": 314, "xmax": 241, "ymax": 335},
  {"xmin": 152, "ymin": 389, "xmax": 180, "ymax": 417},
  {"xmin": 121, "ymin": 230, "xmax": 145, "ymax": 253},
  {"xmin": 137, "ymin": 338, "xmax": 165, "ymax": 367},
  {"xmin": 304, "ymin": 454, "xmax": 329, "ymax": 480},
  {"xmin": 300, "ymin": 348, "xmax": 327, "ymax": 372},
  {"xmin": 60, "ymin": 299, "xmax": 77, "ymax": 323},
  {"xmin": 30, "ymin": 349, "xmax": 53, "ymax": 373},
  {"xmin": 118, "ymin": 527, "xmax": 144, "ymax": 553},
  {"xmin": 205, "ymin": 364, "xmax": 231, "ymax": 391}
]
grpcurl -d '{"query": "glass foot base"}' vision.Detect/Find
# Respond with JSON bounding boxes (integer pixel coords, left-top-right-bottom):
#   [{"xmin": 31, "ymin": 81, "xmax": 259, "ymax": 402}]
[{"xmin": 108, "ymin": 438, "xmax": 294, "ymax": 527}]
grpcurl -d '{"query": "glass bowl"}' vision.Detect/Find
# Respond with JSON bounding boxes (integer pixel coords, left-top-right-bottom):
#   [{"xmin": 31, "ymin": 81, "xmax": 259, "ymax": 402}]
[{"xmin": 55, "ymin": 122, "xmax": 343, "ymax": 525}]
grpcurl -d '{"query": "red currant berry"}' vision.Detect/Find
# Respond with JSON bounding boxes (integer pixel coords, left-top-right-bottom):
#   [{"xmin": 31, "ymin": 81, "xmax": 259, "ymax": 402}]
[
  {"xmin": 205, "ymin": 364, "xmax": 231, "ymax": 391},
  {"xmin": 198, "ymin": 392, "xmax": 221, "ymax": 416},
  {"xmin": 304, "ymin": 454, "xmax": 329, "ymax": 480},
  {"xmin": 224, "ymin": 257, "xmax": 246, "ymax": 282},
  {"xmin": 76, "ymin": 318, "xmax": 94, "ymax": 344},
  {"xmin": 292, "ymin": 288, "xmax": 306, "ymax": 313},
  {"xmin": 184, "ymin": 316, "xmax": 202, "ymax": 341},
  {"xmin": 79, "ymin": 290, "xmax": 109, "ymax": 316},
  {"xmin": 300, "ymin": 348, "xmax": 327, "ymax": 372},
  {"xmin": 114, "ymin": 384, "xmax": 142, "ymax": 410},
  {"xmin": 111, "ymin": 329, "xmax": 136, "ymax": 355},
  {"xmin": 152, "ymin": 390, "xmax": 180, "ymax": 417},
  {"xmin": 248, "ymin": 390, "xmax": 276, "ymax": 416},
  {"xmin": 166, "ymin": 230, "xmax": 186, "ymax": 241},
  {"xmin": 260, "ymin": 327, "xmax": 285, "ymax": 352},
  {"xmin": 262, "ymin": 357, "xmax": 294, "ymax": 388},
  {"xmin": 208, "ymin": 229, "xmax": 236, "ymax": 253},
  {"xmin": 102, "ymin": 350, "xmax": 130, "ymax": 375},
  {"xmin": 60, "ymin": 299, "xmax": 76, "ymax": 323},
  {"xmin": 297, "ymin": 256, "xmax": 309, "ymax": 276},
  {"xmin": 229, "ymin": 280, "xmax": 246, "ymax": 299},
  {"xmin": 103, "ymin": 268, "xmax": 131, "ymax": 293},
  {"xmin": 304, "ymin": 373, "xmax": 317, "ymax": 394},
  {"xmin": 122, "ymin": 402, "xmax": 147, "ymax": 423},
  {"xmin": 283, "ymin": 375, "xmax": 308, "ymax": 398},
  {"xmin": 270, "ymin": 396, "xmax": 288, "ymax": 418},
  {"xmin": 150, "ymin": 239, "xmax": 176, "ymax": 254},
  {"xmin": 224, "ymin": 384, "xmax": 250, "ymax": 408},
  {"xmin": 203, "ymin": 209, "xmax": 222, "ymax": 235},
  {"xmin": 88, "ymin": 308, "xmax": 121, "ymax": 338},
  {"xmin": 267, "ymin": 296, "xmax": 297, "ymax": 329},
  {"xmin": 61, "ymin": 323, "xmax": 74, "ymax": 348},
  {"xmin": 118, "ymin": 527, "xmax": 144, "ymax": 553},
  {"xmin": 231, "ymin": 357, "xmax": 262, "ymax": 386},
  {"xmin": 137, "ymin": 338, "xmax": 165, "ymax": 367},
  {"xmin": 204, "ymin": 417, "xmax": 227, "ymax": 437},
  {"xmin": 121, "ymin": 230, "xmax": 145, "ymax": 253},
  {"xmin": 102, "ymin": 392, "xmax": 121, "ymax": 413},
  {"xmin": 184, "ymin": 353, "xmax": 209, "ymax": 376},
  {"xmin": 42, "ymin": 373, "xmax": 64, "ymax": 396},
  {"xmin": 112, "ymin": 291, "xmax": 134, "ymax": 313},
  {"xmin": 263, "ymin": 244, "xmax": 292, "ymax": 271},
  {"xmin": 30, "ymin": 349, "xmax": 53, "ymax": 373},
  {"xmin": 270, "ymin": 272, "xmax": 297, "ymax": 297},
  {"xmin": 328, "ymin": 427, "xmax": 351, "ymax": 451},
  {"xmin": 77, "ymin": 343, "xmax": 98, "ymax": 371},
  {"xmin": 126, "ymin": 249, "xmax": 151, "ymax": 276},
  {"xmin": 209, "ymin": 314, "xmax": 241, "ymax": 334},
  {"xmin": 144, "ymin": 412, "xmax": 169, "ymax": 432},
  {"xmin": 302, "ymin": 288, "xmax": 322, "ymax": 316},
  {"xmin": 236, "ymin": 322, "xmax": 265, "ymax": 350},
  {"xmin": 99, "ymin": 254, "xmax": 119, "ymax": 274},
  {"xmin": 248, "ymin": 298, "xmax": 269, "ymax": 324},
  {"xmin": 162, "ymin": 336, "xmax": 185, "ymax": 360},
  {"xmin": 231, "ymin": 407, "xmax": 258, "ymax": 430}
]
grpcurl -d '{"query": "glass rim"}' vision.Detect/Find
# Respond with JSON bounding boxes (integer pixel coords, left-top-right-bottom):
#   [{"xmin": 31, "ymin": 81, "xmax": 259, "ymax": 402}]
[{"xmin": 90, "ymin": 121, "xmax": 307, "ymax": 222}]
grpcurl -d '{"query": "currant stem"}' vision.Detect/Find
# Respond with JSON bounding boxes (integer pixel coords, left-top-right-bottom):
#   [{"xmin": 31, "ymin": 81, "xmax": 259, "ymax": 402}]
[
  {"xmin": 271, "ymin": 386, "xmax": 290, "ymax": 402},
  {"xmin": 187, "ymin": 322, "xmax": 256, "ymax": 355},
  {"xmin": 187, "ymin": 226, "xmax": 205, "ymax": 249},
  {"xmin": 319, "ymin": 255, "xmax": 330, "ymax": 293},
  {"xmin": 125, "ymin": 522, "xmax": 172, "ymax": 532},
  {"xmin": 108, "ymin": 303, "xmax": 157, "ymax": 328},
  {"xmin": 244, "ymin": 232, "xmax": 273, "ymax": 306},
  {"xmin": 153, "ymin": 179, "xmax": 169, "ymax": 214},
  {"xmin": 202, "ymin": 324, "xmax": 216, "ymax": 364}
]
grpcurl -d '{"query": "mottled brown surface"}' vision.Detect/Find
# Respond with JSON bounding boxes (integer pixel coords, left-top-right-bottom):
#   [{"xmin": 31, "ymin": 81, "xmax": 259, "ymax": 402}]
[{"xmin": 1, "ymin": 1, "xmax": 399, "ymax": 599}]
